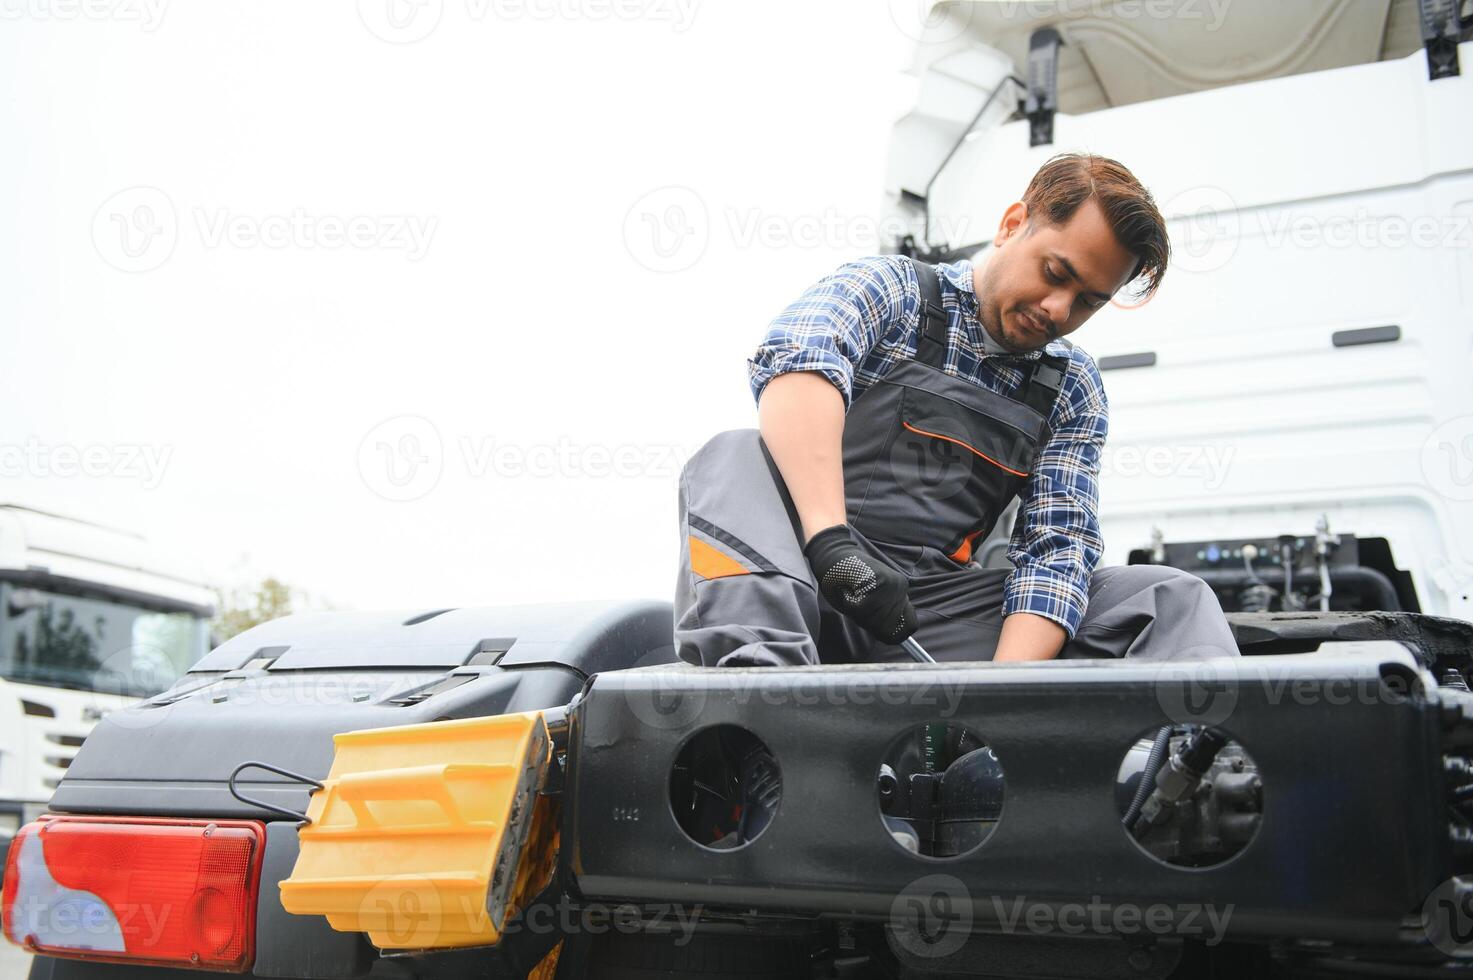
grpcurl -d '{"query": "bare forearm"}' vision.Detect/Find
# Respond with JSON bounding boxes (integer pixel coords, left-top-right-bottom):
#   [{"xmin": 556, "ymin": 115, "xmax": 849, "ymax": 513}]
[
  {"xmin": 757, "ymin": 372, "xmax": 848, "ymax": 544},
  {"xmin": 993, "ymin": 613, "xmax": 1066, "ymax": 662}
]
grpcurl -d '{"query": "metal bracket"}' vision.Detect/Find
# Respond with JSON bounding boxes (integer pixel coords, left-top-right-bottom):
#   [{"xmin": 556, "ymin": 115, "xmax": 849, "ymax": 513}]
[
  {"xmin": 1419, "ymin": 0, "xmax": 1464, "ymax": 79},
  {"xmin": 1023, "ymin": 27, "xmax": 1064, "ymax": 146}
]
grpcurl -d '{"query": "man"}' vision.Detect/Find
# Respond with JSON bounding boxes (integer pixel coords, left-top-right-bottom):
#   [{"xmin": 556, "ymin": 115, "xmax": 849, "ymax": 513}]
[{"xmin": 674, "ymin": 153, "xmax": 1237, "ymax": 668}]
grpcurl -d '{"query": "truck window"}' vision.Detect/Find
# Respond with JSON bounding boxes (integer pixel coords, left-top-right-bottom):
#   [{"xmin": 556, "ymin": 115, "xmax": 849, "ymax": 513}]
[{"xmin": 0, "ymin": 581, "xmax": 207, "ymax": 697}]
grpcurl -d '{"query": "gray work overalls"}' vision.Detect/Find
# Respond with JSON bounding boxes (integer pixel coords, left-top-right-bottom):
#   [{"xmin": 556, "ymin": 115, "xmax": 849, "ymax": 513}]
[{"xmin": 674, "ymin": 259, "xmax": 1238, "ymax": 668}]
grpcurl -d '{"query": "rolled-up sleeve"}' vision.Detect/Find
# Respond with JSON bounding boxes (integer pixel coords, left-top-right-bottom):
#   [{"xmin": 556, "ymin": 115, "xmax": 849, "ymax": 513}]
[
  {"xmin": 747, "ymin": 256, "xmax": 909, "ymax": 410},
  {"xmin": 1002, "ymin": 352, "xmax": 1108, "ymax": 638}
]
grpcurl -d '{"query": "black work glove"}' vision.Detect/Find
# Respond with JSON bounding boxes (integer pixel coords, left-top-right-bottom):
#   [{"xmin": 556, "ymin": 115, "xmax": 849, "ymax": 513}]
[{"xmin": 804, "ymin": 524, "xmax": 917, "ymax": 644}]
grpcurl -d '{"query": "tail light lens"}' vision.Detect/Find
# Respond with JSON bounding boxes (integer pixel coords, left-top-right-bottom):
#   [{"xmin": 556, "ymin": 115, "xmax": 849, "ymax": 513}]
[{"xmin": 1, "ymin": 815, "xmax": 265, "ymax": 973}]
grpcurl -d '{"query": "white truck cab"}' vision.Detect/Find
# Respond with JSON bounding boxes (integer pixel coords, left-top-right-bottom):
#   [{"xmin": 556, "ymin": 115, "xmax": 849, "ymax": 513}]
[
  {"xmin": 884, "ymin": 0, "xmax": 1473, "ymax": 620},
  {"xmin": 0, "ymin": 504, "xmax": 214, "ymax": 853}
]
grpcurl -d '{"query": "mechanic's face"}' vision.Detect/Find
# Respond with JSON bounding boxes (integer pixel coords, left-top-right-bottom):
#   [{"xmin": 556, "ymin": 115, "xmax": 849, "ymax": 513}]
[{"xmin": 973, "ymin": 197, "xmax": 1140, "ymax": 353}]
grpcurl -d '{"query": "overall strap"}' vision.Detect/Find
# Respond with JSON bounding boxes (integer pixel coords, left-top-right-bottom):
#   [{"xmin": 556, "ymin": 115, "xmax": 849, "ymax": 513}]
[
  {"xmin": 1021, "ymin": 345, "xmax": 1072, "ymax": 418},
  {"xmin": 909, "ymin": 258, "xmax": 950, "ymax": 370}
]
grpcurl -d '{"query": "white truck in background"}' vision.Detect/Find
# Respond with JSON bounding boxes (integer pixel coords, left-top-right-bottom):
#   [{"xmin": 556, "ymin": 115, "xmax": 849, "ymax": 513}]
[
  {"xmin": 0, "ymin": 504, "xmax": 214, "ymax": 863},
  {"xmin": 884, "ymin": 0, "xmax": 1473, "ymax": 622}
]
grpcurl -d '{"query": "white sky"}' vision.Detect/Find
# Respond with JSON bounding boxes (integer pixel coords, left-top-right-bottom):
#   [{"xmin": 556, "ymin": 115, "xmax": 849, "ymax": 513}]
[{"xmin": 0, "ymin": 1, "xmax": 925, "ymax": 612}]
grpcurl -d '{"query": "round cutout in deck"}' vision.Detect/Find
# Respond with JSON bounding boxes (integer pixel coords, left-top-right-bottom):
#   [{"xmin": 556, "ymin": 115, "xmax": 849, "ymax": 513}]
[
  {"xmin": 669, "ymin": 725, "xmax": 780, "ymax": 850},
  {"xmin": 877, "ymin": 723, "xmax": 1003, "ymax": 859},
  {"xmin": 1116, "ymin": 724, "xmax": 1262, "ymax": 868}
]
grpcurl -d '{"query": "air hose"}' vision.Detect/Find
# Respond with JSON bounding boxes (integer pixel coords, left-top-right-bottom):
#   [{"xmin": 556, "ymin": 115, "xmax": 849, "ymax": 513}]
[
  {"xmin": 1122, "ymin": 726, "xmax": 1173, "ymax": 830},
  {"xmin": 1132, "ymin": 727, "xmax": 1231, "ymax": 838}
]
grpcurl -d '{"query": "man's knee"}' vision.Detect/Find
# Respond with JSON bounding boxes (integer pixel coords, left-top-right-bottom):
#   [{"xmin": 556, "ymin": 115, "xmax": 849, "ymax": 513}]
[
  {"xmin": 1151, "ymin": 565, "xmax": 1220, "ymax": 606},
  {"xmin": 1078, "ymin": 564, "xmax": 1237, "ymax": 660},
  {"xmin": 1093, "ymin": 563, "xmax": 1212, "ymax": 600},
  {"xmin": 1088, "ymin": 564, "xmax": 1228, "ymax": 626}
]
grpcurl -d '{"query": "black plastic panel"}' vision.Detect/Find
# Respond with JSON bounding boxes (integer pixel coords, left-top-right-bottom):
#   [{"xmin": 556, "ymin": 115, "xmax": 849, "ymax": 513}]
[
  {"xmin": 566, "ymin": 650, "xmax": 1450, "ymax": 944},
  {"xmin": 50, "ymin": 667, "xmax": 583, "ymax": 818},
  {"xmin": 49, "ymin": 600, "xmax": 676, "ymax": 819},
  {"xmin": 252, "ymin": 822, "xmax": 374, "ymax": 978},
  {"xmin": 191, "ymin": 599, "xmax": 674, "ymax": 672}
]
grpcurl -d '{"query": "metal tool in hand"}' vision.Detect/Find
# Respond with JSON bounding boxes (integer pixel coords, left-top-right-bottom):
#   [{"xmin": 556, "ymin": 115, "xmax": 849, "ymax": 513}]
[{"xmin": 902, "ymin": 636, "xmax": 936, "ymax": 663}]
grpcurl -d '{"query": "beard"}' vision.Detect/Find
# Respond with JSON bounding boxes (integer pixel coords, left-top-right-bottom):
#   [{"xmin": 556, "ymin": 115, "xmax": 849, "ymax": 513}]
[
  {"xmin": 975, "ymin": 252, "xmax": 1051, "ymax": 353},
  {"xmin": 977, "ymin": 294, "xmax": 1035, "ymax": 353}
]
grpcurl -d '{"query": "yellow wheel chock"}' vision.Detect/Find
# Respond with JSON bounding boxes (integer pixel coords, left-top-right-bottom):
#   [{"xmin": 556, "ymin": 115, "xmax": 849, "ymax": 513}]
[{"xmin": 279, "ymin": 711, "xmax": 556, "ymax": 950}]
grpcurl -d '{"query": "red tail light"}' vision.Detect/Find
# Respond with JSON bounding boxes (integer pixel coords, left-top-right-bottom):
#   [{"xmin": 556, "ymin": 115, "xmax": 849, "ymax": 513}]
[{"xmin": 1, "ymin": 815, "xmax": 265, "ymax": 973}]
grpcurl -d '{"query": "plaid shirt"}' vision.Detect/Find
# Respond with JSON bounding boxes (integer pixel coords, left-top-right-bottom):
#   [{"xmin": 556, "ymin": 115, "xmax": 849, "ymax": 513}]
[{"xmin": 747, "ymin": 255, "xmax": 1108, "ymax": 639}]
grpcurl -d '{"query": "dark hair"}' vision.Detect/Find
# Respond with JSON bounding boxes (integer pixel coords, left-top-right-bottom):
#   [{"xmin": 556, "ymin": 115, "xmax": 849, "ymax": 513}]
[{"xmin": 1021, "ymin": 153, "xmax": 1170, "ymax": 298}]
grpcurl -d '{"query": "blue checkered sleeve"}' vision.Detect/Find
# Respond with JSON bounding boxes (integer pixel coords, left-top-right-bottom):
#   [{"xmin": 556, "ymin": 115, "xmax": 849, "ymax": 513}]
[
  {"xmin": 747, "ymin": 256, "xmax": 911, "ymax": 409},
  {"xmin": 1002, "ymin": 350, "xmax": 1109, "ymax": 639}
]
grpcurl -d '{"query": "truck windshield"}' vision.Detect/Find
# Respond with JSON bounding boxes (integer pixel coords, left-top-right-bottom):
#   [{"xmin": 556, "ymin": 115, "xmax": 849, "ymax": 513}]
[{"xmin": 0, "ymin": 581, "xmax": 208, "ymax": 697}]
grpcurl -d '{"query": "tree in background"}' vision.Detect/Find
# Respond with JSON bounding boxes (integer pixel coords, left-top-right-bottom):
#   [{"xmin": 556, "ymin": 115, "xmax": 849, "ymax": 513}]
[{"xmin": 212, "ymin": 577, "xmax": 299, "ymax": 643}]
